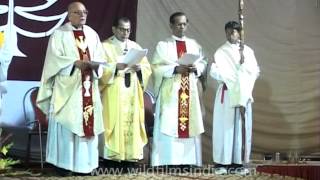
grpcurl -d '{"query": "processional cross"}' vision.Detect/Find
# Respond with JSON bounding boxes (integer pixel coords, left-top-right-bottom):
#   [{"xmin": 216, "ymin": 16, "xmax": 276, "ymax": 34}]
[{"xmin": 238, "ymin": 0, "xmax": 247, "ymax": 164}]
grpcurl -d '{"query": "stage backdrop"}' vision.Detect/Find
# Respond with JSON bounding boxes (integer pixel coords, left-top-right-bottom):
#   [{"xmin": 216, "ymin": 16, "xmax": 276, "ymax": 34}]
[{"xmin": 0, "ymin": 0, "xmax": 137, "ymax": 81}]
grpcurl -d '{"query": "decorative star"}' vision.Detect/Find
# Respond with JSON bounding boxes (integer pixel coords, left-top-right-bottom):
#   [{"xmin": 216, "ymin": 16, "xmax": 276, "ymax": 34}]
[
  {"xmin": 179, "ymin": 117, "xmax": 188, "ymax": 123},
  {"xmin": 180, "ymin": 92, "xmax": 189, "ymax": 101}
]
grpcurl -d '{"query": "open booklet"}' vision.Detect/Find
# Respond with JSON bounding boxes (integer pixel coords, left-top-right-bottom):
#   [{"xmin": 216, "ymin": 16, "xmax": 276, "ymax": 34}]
[
  {"xmin": 119, "ymin": 48, "xmax": 148, "ymax": 66},
  {"xmin": 178, "ymin": 53, "xmax": 201, "ymax": 65}
]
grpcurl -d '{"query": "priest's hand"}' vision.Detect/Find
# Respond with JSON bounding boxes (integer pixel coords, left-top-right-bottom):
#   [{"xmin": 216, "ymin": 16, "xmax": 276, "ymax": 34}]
[
  {"xmin": 74, "ymin": 60, "xmax": 90, "ymax": 71},
  {"xmin": 188, "ymin": 65, "xmax": 197, "ymax": 73},
  {"xmin": 174, "ymin": 65, "xmax": 190, "ymax": 75},
  {"xmin": 116, "ymin": 63, "xmax": 128, "ymax": 70},
  {"xmin": 131, "ymin": 64, "xmax": 141, "ymax": 72},
  {"xmin": 88, "ymin": 61, "xmax": 101, "ymax": 71}
]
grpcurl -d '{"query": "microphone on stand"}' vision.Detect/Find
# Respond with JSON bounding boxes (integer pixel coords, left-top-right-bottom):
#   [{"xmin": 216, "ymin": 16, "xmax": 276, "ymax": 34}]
[
  {"xmin": 123, "ymin": 40, "xmax": 128, "ymax": 55},
  {"xmin": 122, "ymin": 39, "xmax": 131, "ymax": 87}
]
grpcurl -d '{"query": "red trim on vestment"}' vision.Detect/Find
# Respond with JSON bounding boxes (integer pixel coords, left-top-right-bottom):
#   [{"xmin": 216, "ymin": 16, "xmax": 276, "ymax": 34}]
[
  {"xmin": 176, "ymin": 40, "xmax": 189, "ymax": 138},
  {"xmin": 221, "ymin": 83, "xmax": 228, "ymax": 104},
  {"xmin": 73, "ymin": 30, "xmax": 94, "ymax": 137}
]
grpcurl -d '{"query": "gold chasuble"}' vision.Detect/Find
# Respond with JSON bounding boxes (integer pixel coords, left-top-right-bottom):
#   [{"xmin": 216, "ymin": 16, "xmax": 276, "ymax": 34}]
[
  {"xmin": 99, "ymin": 37, "xmax": 151, "ymax": 161},
  {"xmin": 176, "ymin": 40, "xmax": 190, "ymax": 138},
  {"xmin": 73, "ymin": 30, "xmax": 94, "ymax": 137}
]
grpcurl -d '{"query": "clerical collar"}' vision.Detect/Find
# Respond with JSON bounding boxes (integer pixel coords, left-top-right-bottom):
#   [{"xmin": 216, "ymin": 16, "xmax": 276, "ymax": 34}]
[
  {"xmin": 172, "ymin": 35, "xmax": 186, "ymax": 41},
  {"xmin": 111, "ymin": 36, "xmax": 128, "ymax": 52},
  {"xmin": 227, "ymin": 41, "xmax": 240, "ymax": 49},
  {"xmin": 111, "ymin": 36, "xmax": 126, "ymax": 45},
  {"xmin": 72, "ymin": 24, "xmax": 83, "ymax": 30}
]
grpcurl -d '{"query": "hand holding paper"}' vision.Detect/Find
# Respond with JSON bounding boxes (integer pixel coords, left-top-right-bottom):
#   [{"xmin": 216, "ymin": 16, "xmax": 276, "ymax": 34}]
[
  {"xmin": 177, "ymin": 53, "xmax": 201, "ymax": 65},
  {"xmin": 130, "ymin": 64, "xmax": 141, "ymax": 72},
  {"xmin": 119, "ymin": 48, "xmax": 148, "ymax": 66},
  {"xmin": 90, "ymin": 61, "xmax": 108, "ymax": 67},
  {"xmin": 116, "ymin": 63, "xmax": 128, "ymax": 70}
]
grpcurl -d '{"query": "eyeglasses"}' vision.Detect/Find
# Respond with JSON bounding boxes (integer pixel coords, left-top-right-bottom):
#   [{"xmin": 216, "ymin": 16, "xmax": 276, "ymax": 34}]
[
  {"xmin": 72, "ymin": 10, "xmax": 89, "ymax": 16},
  {"xmin": 174, "ymin": 22, "xmax": 188, "ymax": 27},
  {"xmin": 117, "ymin": 27, "xmax": 131, "ymax": 33}
]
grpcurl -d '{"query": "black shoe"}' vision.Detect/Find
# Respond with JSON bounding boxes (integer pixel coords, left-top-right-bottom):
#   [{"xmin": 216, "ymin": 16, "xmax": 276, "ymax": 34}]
[
  {"xmin": 228, "ymin": 164, "xmax": 243, "ymax": 174},
  {"xmin": 230, "ymin": 163, "xmax": 243, "ymax": 169},
  {"xmin": 214, "ymin": 163, "xmax": 229, "ymax": 168},
  {"xmin": 73, "ymin": 172, "xmax": 91, "ymax": 176},
  {"xmin": 54, "ymin": 167, "xmax": 73, "ymax": 177},
  {"xmin": 214, "ymin": 163, "xmax": 229, "ymax": 175}
]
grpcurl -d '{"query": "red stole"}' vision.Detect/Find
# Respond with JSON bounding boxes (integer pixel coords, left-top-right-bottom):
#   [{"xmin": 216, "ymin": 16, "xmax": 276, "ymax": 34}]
[
  {"xmin": 221, "ymin": 83, "xmax": 228, "ymax": 104},
  {"xmin": 176, "ymin": 40, "xmax": 190, "ymax": 138},
  {"xmin": 73, "ymin": 30, "xmax": 94, "ymax": 137}
]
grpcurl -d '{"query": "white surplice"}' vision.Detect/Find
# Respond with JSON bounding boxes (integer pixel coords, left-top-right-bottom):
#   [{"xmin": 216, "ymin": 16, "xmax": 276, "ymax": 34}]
[
  {"xmin": 210, "ymin": 41, "xmax": 260, "ymax": 164},
  {"xmin": 37, "ymin": 22, "xmax": 106, "ymax": 173},
  {"xmin": 151, "ymin": 35, "xmax": 207, "ymax": 166}
]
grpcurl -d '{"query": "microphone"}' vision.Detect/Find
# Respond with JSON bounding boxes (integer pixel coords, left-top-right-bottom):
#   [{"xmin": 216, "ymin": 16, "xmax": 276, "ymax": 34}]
[{"xmin": 123, "ymin": 40, "xmax": 128, "ymax": 55}]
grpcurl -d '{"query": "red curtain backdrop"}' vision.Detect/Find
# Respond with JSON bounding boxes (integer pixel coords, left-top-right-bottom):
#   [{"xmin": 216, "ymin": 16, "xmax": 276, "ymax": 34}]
[{"xmin": 0, "ymin": 0, "xmax": 138, "ymax": 81}]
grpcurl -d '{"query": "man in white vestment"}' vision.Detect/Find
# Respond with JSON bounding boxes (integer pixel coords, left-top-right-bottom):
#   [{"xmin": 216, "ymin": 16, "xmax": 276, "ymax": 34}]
[
  {"xmin": 210, "ymin": 21, "xmax": 260, "ymax": 175},
  {"xmin": 37, "ymin": 2, "xmax": 107, "ymax": 174},
  {"xmin": 151, "ymin": 12, "xmax": 207, "ymax": 167}
]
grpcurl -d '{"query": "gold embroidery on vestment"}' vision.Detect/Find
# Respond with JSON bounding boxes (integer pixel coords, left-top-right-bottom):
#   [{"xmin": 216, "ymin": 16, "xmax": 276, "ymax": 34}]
[
  {"xmin": 83, "ymin": 105, "xmax": 93, "ymax": 126},
  {"xmin": 76, "ymin": 36, "xmax": 88, "ymax": 53}
]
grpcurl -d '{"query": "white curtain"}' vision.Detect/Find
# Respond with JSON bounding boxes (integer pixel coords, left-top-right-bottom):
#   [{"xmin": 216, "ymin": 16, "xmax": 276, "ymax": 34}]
[{"xmin": 137, "ymin": 0, "xmax": 320, "ymax": 163}]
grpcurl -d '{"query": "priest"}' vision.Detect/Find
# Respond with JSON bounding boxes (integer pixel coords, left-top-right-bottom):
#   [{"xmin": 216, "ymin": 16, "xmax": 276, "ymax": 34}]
[
  {"xmin": 37, "ymin": 2, "xmax": 107, "ymax": 174},
  {"xmin": 151, "ymin": 12, "xmax": 207, "ymax": 167},
  {"xmin": 99, "ymin": 17, "xmax": 151, "ymax": 162}
]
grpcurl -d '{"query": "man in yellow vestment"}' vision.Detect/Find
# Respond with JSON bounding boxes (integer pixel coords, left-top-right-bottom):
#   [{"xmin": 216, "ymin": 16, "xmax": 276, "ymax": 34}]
[{"xmin": 99, "ymin": 17, "xmax": 151, "ymax": 161}]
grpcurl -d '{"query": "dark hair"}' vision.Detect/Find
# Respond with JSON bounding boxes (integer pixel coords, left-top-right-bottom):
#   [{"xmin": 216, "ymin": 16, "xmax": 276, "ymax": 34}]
[
  {"xmin": 224, "ymin": 21, "xmax": 240, "ymax": 32},
  {"xmin": 112, "ymin": 17, "xmax": 130, "ymax": 27},
  {"xmin": 169, "ymin": 12, "xmax": 188, "ymax": 24}
]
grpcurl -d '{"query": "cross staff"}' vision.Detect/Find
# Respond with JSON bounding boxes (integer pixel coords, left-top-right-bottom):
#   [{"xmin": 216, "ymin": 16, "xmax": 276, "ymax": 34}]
[
  {"xmin": 239, "ymin": 0, "xmax": 245, "ymax": 64},
  {"xmin": 238, "ymin": 0, "xmax": 247, "ymax": 164}
]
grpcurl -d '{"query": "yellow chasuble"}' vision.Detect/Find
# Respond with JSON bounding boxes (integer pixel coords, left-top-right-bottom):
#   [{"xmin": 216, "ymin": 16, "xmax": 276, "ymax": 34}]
[{"xmin": 99, "ymin": 37, "xmax": 151, "ymax": 161}]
